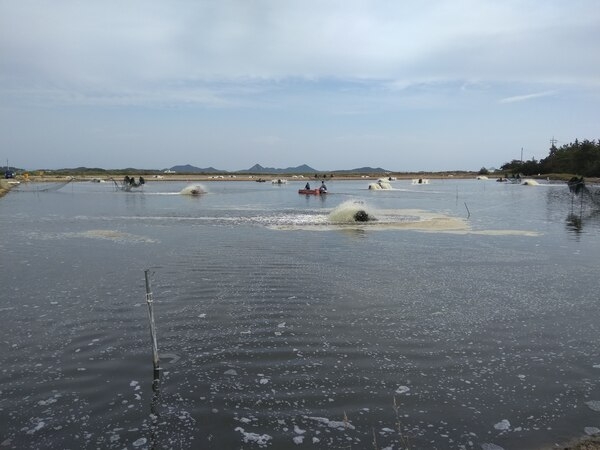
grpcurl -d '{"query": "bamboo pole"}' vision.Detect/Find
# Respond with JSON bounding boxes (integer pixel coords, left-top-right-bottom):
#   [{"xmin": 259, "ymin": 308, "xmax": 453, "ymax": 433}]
[{"xmin": 144, "ymin": 270, "xmax": 160, "ymax": 375}]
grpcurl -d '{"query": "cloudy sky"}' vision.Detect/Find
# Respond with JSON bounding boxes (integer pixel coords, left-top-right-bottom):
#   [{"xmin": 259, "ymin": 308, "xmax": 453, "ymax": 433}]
[{"xmin": 1, "ymin": 1, "xmax": 599, "ymax": 172}]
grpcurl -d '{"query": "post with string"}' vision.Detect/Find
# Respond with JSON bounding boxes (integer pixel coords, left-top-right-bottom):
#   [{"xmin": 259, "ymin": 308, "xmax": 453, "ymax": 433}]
[{"xmin": 144, "ymin": 270, "xmax": 160, "ymax": 379}]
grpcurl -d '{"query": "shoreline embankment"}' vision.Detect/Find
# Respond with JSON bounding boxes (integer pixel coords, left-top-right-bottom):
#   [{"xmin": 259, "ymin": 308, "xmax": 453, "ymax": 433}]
[
  {"xmin": 0, "ymin": 179, "xmax": 13, "ymax": 198},
  {"xmin": 9, "ymin": 171, "xmax": 594, "ymax": 184}
]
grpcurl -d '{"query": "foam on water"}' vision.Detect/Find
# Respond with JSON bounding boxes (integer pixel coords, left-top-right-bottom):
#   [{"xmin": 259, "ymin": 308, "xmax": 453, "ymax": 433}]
[
  {"xmin": 265, "ymin": 202, "xmax": 540, "ymax": 236},
  {"xmin": 329, "ymin": 200, "xmax": 376, "ymax": 223},
  {"xmin": 74, "ymin": 230, "xmax": 157, "ymax": 243},
  {"xmin": 268, "ymin": 201, "xmax": 470, "ymax": 232},
  {"xmin": 180, "ymin": 184, "xmax": 207, "ymax": 195},
  {"xmin": 368, "ymin": 180, "xmax": 393, "ymax": 190}
]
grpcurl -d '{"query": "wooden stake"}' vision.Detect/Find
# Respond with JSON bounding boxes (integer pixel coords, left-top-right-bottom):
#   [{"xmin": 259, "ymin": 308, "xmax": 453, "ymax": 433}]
[{"xmin": 144, "ymin": 270, "xmax": 160, "ymax": 375}]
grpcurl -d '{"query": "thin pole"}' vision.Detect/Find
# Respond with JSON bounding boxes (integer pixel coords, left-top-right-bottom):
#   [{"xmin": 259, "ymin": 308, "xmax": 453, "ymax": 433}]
[
  {"xmin": 144, "ymin": 270, "xmax": 160, "ymax": 374},
  {"xmin": 464, "ymin": 202, "xmax": 471, "ymax": 219}
]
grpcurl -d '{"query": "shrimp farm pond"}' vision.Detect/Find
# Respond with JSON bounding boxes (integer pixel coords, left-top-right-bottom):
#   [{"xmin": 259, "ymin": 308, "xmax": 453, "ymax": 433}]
[{"xmin": 1, "ymin": 177, "xmax": 600, "ymax": 449}]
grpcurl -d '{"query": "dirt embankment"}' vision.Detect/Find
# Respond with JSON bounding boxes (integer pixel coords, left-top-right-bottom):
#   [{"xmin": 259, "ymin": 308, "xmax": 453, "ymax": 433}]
[
  {"xmin": 555, "ymin": 436, "xmax": 600, "ymax": 450},
  {"xmin": 0, "ymin": 179, "xmax": 13, "ymax": 198}
]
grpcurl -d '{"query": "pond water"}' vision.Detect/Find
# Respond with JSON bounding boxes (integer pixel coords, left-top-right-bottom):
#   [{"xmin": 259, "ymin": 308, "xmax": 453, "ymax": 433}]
[{"xmin": 1, "ymin": 178, "xmax": 600, "ymax": 449}]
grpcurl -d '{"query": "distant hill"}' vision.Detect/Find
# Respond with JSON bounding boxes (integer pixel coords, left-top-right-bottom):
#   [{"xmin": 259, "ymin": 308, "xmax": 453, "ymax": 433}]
[
  {"xmin": 164, "ymin": 164, "xmax": 392, "ymax": 174},
  {"xmin": 237, "ymin": 164, "xmax": 317, "ymax": 174},
  {"xmin": 333, "ymin": 167, "xmax": 389, "ymax": 174},
  {"xmin": 37, "ymin": 164, "xmax": 393, "ymax": 175},
  {"xmin": 168, "ymin": 164, "xmax": 224, "ymax": 174}
]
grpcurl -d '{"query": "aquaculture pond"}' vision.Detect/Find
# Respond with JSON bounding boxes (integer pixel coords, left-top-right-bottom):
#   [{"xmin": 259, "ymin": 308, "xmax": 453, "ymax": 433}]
[{"xmin": 1, "ymin": 178, "xmax": 599, "ymax": 449}]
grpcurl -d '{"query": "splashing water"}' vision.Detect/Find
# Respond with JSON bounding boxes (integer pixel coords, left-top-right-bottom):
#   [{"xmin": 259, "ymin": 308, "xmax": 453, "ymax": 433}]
[
  {"xmin": 329, "ymin": 200, "xmax": 376, "ymax": 223},
  {"xmin": 180, "ymin": 184, "xmax": 207, "ymax": 195},
  {"xmin": 368, "ymin": 179, "xmax": 393, "ymax": 190},
  {"xmin": 267, "ymin": 201, "xmax": 530, "ymax": 235}
]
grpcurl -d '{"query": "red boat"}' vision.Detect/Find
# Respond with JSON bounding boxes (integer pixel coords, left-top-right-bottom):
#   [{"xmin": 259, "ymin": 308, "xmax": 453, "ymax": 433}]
[{"xmin": 298, "ymin": 188, "xmax": 326, "ymax": 195}]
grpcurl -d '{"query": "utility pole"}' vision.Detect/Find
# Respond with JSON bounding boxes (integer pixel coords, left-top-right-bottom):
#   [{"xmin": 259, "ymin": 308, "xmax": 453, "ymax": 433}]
[
  {"xmin": 520, "ymin": 147, "xmax": 523, "ymax": 163},
  {"xmin": 550, "ymin": 136, "xmax": 557, "ymax": 148}
]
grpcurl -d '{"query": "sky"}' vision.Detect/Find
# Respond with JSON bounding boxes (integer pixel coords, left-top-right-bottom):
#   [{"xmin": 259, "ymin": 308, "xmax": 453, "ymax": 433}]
[{"xmin": 1, "ymin": 1, "xmax": 599, "ymax": 172}]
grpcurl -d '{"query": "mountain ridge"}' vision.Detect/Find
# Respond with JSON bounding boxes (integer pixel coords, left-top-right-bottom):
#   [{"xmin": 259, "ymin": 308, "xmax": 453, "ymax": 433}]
[{"xmin": 168, "ymin": 164, "xmax": 389, "ymax": 174}]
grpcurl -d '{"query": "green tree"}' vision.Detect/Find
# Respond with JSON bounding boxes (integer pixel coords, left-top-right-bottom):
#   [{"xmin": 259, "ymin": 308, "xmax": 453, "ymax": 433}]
[
  {"xmin": 506, "ymin": 139, "xmax": 600, "ymax": 177},
  {"xmin": 500, "ymin": 159, "xmax": 524, "ymax": 174}
]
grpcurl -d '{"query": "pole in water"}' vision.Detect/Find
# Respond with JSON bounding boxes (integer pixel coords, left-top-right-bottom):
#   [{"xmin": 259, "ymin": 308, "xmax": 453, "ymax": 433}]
[
  {"xmin": 464, "ymin": 202, "xmax": 471, "ymax": 218},
  {"xmin": 144, "ymin": 270, "xmax": 160, "ymax": 377}
]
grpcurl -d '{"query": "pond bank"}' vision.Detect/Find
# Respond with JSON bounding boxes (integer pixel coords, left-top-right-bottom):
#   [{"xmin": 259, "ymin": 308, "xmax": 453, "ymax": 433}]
[{"xmin": 0, "ymin": 179, "xmax": 13, "ymax": 198}]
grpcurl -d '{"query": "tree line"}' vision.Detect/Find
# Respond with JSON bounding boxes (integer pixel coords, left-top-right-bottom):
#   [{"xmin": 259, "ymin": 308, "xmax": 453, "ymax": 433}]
[{"xmin": 498, "ymin": 139, "xmax": 600, "ymax": 177}]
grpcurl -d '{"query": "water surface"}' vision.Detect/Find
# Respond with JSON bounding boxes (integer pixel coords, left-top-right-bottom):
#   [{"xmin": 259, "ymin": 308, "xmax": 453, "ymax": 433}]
[{"xmin": 1, "ymin": 178, "xmax": 599, "ymax": 449}]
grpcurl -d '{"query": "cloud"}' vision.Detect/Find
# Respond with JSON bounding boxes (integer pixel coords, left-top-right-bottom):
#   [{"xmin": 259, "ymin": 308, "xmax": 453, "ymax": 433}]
[
  {"xmin": 1, "ymin": 0, "xmax": 599, "ymax": 171},
  {"xmin": 2, "ymin": 0, "xmax": 599, "ymax": 93},
  {"xmin": 499, "ymin": 91, "xmax": 557, "ymax": 104}
]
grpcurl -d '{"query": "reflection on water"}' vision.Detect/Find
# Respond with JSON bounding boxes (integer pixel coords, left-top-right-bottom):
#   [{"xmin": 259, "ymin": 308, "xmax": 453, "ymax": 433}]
[
  {"xmin": 566, "ymin": 212, "xmax": 583, "ymax": 234},
  {"xmin": 547, "ymin": 183, "xmax": 600, "ymax": 236},
  {"xmin": 1, "ymin": 180, "xmax": 600, "ymax": 449}
]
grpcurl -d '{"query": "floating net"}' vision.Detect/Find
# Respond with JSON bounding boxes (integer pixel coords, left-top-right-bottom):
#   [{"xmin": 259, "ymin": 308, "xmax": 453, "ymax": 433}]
[{"xmin": 14, "ymin": 177, "xmax": 74, "ymax": 193}]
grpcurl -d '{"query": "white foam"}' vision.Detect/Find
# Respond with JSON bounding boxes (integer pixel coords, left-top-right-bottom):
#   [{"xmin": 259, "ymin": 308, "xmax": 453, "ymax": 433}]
[
  {"xmin": 395, "ymin": 385, "xmax": 410, "ymax": 394},
  {"xmin": 305, "ymin": 416, "xmax": 356, "ymax": 431},
  {"xmin": 294, "ymin": 425, "xmax": 306, "ymax": 434},
  {"xmin": 26, "ymin": 420, "xmax": 46, "ymax": 435},
  {"xmin": 71, "ymin": 230, "xmax": 157, "ymax": 243},
  {"xmin": 368, "ymin": 180, "xmax": 393, "ymax": 190},
  {"xmin": 180, "ymin": 184, "xmax": 207, "ymax": 195},
  {"xmin": 481, "ymin": 444, "xmax": 504, "ymax": 450},
  {"xmin": 493, "ymin": 419, "xmax": 510, "ymax": 430},
  {"xmin": 586, "ymin": 400, "xmax": 600, "ymax": 412},
  {"xmin": 235, "ymin": 427, "xmax": 272, "ymax": 446},
  {"xmin": 329, "ymin": 200, "xmax": 375, "ymax": 223},
  {"xmin": 132, "ymin": 437, "xmax": 147, "ymax": 447}
]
